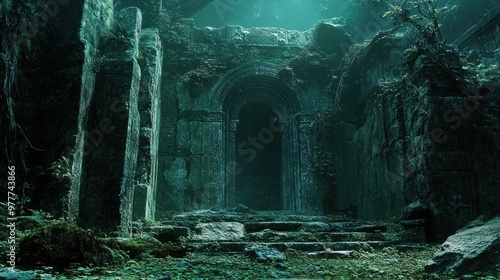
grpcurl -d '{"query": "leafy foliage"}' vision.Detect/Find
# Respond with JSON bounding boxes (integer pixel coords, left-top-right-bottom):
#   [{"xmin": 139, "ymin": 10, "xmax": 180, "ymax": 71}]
[
  {"xmin": 48, "ymin": 156, "xmax": 73, "ymax": 187},
  {"xmin": 364, "ymin": 0, "xmax": 447, "ymax": 51},
  {"xmin": 461, "ymin": 58, "xmax": 499, "ymax": 82}
]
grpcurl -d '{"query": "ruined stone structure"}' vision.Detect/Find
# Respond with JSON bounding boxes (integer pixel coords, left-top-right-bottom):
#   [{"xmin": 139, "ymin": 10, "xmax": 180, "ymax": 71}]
[
  {"xmin": 157, "ymin": 22, "xmax": 334, "ymax": 214},
  {"xmin": 5, "ymin": 0, "xmax": 496, "ymax": 240},
  {"xmin": 70, "ymin": 2, "xmax": 163, "ymax": 234},
  {"xmin": 65, "ymin": 0, "xmax": 500, "ymax": 240}
]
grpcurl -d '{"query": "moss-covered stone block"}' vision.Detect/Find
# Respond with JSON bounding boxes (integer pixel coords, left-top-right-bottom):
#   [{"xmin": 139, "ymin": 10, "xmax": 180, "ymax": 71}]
[{"xmin": 19, "ymin": 222, "xmax": 127, "ymax": 267}]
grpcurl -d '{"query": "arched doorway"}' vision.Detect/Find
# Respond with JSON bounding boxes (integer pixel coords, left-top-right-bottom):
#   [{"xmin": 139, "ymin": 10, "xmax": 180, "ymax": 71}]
[
  {"xmin": 208, "ymin": 62, "xmax": 321, "ymax": 212},
  {"xmin": 235, "ymin": 102, "xmax": 282, "ymax": 210}
]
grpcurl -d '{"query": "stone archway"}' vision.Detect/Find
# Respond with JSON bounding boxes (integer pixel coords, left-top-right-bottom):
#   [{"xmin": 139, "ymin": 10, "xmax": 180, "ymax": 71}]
[{"xmin": 209, "ymin": 62, "xmax": 322, "ymax": 212}]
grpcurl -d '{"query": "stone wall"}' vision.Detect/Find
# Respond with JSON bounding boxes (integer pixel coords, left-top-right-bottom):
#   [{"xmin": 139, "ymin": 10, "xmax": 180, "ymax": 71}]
[
  {"xmin": 334, "ymin": 33, "xmax": 408, "ymax": 220},
  {"xmin": 336, "ymin": 29, "xmax": 500, "ymax": 241}
]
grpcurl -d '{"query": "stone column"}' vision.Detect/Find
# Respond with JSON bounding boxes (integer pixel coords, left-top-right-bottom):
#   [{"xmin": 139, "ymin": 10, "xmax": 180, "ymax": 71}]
[
  {"xmin": 76, "ymin": 7, "xmax": 142, "ymax": 236},
  {"xmin": 280, "ymin": 116, "xmax": 294, "ymax": 211},
  {"xmin": 201, "ymin": 112, "xmax": 224, "ymax": 208},
  {"xmin": 133, "ymin": 28, "xmax": 163, "ymax": 222},
  {"xmin": 225, "ymin": 119, "xmax": 239, "ymax": 207},
  {"xmin": 297, "ymin": 113, "xmax": 319, "ymax": 212}
]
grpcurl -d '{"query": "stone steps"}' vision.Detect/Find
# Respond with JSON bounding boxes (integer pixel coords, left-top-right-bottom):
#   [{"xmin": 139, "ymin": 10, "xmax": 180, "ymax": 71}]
[
  {"xmin": 168, "ymin": 220, "xmax": 388, "ymax": 234},
  {"xmin": 145, "ymin": 210, "xmax": 410, "ymax": 258},
  {"xmin": 244, "ymin": 231, "xmax": 399, "ymax": 242},
  {"xmin": 244, "ymin": 221, "xmax": 388, "ymax": 233},
  {"xmin": 171, "ymin": 210, "xmax": 352, "ymax": 224},
  {"xmin": 188, "ymin": 241, "xmax": 388, "ymax": 253}
]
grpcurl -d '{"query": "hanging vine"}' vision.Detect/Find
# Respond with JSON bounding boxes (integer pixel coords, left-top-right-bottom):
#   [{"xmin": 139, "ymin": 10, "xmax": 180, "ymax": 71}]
[
  {"xmin": 2, "ymin": 1, "xmax": 46, "ymax": 156},
  {"xmin": 1, "ymin": 1, "xmax": 46, "ymax": 213}
]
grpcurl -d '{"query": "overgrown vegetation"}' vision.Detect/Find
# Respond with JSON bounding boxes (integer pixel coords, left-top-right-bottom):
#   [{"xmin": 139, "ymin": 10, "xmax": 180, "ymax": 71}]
[
  {"xmin": 365, "ymin": 0, "xmax": 447, "ymax": 49},
  {"xmin": 47, "ymin": 156, "xmax": 73, "ymax": 218},
  {"xmin": 7, "ymin": 209, "xmax": 499, "ymax": 279},
  {"xmin": 19, "ymin": 221, "xmax": 127, "ymax": 268},
  {"xmin": 362, "ymin": 0, "xmax": 463, "ymax": 83},
  {"xmin": 20, "ymin": 245, "xmax": 500, "ymax": 279},
  {"xmin": 460, "ymin": 57, "xmax": 499, "ymax": 83}
]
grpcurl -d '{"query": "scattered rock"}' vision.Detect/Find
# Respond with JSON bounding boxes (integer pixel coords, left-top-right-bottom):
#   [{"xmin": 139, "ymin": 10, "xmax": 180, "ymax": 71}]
[
  {"xmin": 244, "ymin": 245, "xmax": 286, "ymax": 263},
  {"xmin": 0, "ymin": 268, "xmax": 35, "ymax": 280},
  {"xmin": 192, "ymin": 222, "xmax": 245, "ymax": 241},
  {"xmin": 425, "ymin": 216, "xmax": 500, "ymax": 275},
  {"xmin": 308, "ymin": 250, "xmax": 353, "ymax": 259}
]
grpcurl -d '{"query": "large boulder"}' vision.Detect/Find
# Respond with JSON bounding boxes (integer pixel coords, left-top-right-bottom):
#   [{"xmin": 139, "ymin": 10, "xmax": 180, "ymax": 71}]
[
  {"xmin": 244, "ymin": 245, "xmax": 286, "ymax": 263},
  {"xmin": 191, "ymin": 222, "xmax": 245, "ymax": 241},
  {"xmin": 425, "ymin": 216, "xmax": 500, "ymax": 275}
]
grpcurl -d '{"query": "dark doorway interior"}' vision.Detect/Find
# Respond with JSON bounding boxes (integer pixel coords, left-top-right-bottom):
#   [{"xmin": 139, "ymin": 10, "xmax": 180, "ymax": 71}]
[{"xmin": 235, "ymin": 102, "xmax": 282, "ymax": 210}]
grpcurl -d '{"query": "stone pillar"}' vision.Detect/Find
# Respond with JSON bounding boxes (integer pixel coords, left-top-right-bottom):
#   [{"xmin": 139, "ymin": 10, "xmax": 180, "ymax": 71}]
[
  {"xmin": 116, "ymin": 0, "xmax": 161, "ymax": 28},
  {"xmin": 280, "ymin": 115, "xmax": 294, "ymax": 211},
  {"xmin": 225, "ymin": 119, "xmax": 239, "ymax": 207},
  {"xmin": 297, "ymin": 113, "xmax": 320, "ymax": 212},
  {"xmin": 77, "ymin": 7, "xmax": 142, "ymax": 236},
  {"xmin": 201, "ymin": 112, "xmax": 224, "ymax": 208},
  {"xmin": 133, "ymin": 28, "xmax": 163, "ymax": 221}
]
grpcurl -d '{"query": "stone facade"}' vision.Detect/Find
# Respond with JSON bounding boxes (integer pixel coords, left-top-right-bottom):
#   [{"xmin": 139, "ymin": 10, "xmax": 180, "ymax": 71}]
[
  {"xmin": 156, "ymin": 21, "xmax": 336, "ymax": 213},
  {"xmin": 61, "ymin": 0, "xmax": 499, "ymax": 241}
]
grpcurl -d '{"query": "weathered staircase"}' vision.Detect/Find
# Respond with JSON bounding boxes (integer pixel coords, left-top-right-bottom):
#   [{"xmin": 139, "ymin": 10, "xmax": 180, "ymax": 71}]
[{"xmin": 141, "ymin": 209, "xmax": 414, "ymax": 259}]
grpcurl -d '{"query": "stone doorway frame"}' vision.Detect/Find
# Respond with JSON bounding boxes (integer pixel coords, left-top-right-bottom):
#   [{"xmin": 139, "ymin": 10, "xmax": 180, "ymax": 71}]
[{"xmin": 209, "ymin": 62, "xmax": 320, "ymax": 212}]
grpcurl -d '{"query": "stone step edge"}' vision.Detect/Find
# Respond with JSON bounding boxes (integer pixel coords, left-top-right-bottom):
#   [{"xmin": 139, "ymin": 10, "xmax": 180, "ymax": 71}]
[
  {"xmin": 242, "ymin": 231, "xmax": 400, "ymax": 242},
  {"xmin": 244, "ymin": 222, "xmax": 388, "ymax": 233},
  {"xmin": 161, "ymin": 221, "xmax": 389, "ymax": 233},
  {"xmin": 188, "ymin": 241, "xmax": 388, "ymax": 252}
]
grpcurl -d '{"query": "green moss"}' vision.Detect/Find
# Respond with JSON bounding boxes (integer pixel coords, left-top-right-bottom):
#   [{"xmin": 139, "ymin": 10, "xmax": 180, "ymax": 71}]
[
  {"xmin": 19, "ymin": 222, "xmax": 126, "ymax": 267},
  {"xmin": 99, "ymin": 0, "xmax": 114, "ymax": 30},
  {"xmin": 114, "ymin": 235, "xmax": 187, "ymax": 259}
]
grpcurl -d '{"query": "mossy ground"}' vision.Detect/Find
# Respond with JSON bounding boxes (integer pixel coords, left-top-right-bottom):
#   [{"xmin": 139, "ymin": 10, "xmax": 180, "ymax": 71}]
[{"xmin": 12, "ymin": 245, "xmax": 498, "ymax": 279}]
